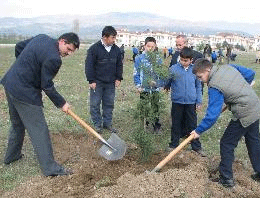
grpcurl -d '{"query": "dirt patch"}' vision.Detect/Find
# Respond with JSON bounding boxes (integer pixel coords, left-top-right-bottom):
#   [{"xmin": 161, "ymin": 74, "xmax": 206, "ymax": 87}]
[{"xmin": 2, "ymin": 132, "xmax": 260, "ymax": 198}]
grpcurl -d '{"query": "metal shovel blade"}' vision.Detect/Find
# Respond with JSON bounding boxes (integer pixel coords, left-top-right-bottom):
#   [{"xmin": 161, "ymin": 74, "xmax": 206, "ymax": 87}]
[{"xmin": 98, "ymin": 133, "xmax": 127, "ymax": 161}]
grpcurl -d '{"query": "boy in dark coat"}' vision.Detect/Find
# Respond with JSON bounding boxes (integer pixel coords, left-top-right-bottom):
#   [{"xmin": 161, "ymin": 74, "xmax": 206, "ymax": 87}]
[{"xmin": 85, "ymin": 26, "xmax": 123, "ymax": 133}]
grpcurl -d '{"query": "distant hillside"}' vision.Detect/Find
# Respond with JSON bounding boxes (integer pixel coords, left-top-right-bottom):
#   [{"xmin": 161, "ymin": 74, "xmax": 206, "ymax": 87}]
[{"xmin": 0, "ymin": 12, "xmax": 259, "ymax": 41}]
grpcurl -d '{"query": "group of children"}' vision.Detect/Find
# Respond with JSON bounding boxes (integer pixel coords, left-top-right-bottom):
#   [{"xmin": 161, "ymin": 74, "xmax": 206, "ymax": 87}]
[{"xmin": 133, "ymin": 36, "xmax": 260, "ymax": 188}]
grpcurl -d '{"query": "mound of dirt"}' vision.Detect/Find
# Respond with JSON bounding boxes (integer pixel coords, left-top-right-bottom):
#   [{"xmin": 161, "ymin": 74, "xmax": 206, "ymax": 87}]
[
  {"xmin": 94, "ymin": 162, "xmax": 207, "ymax": 198},
  {"xmin": 93, "ymin": 155, "xmax": 260, "ymax": 198},
  {"xmin": 2, "ymin": 133, "xmax": 260, "ymax": 198}
]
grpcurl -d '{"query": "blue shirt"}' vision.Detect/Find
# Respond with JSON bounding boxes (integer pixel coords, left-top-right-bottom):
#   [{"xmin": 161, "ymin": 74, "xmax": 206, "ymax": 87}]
[{"xmin": 195, "ymin": 64, "xmax": 256, "ymax": 134}]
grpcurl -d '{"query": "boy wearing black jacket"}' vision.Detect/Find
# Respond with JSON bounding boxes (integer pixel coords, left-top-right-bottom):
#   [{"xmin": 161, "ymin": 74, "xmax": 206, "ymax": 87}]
[{"xmin": 85, "ymin": 26, "xmax": 123, "ymax": 133}]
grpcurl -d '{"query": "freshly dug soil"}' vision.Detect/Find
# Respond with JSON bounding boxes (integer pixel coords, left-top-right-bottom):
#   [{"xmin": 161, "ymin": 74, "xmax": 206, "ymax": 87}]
[{"xmin": 2, "ymin": 132, "xmax": 260, "ymax": 198}]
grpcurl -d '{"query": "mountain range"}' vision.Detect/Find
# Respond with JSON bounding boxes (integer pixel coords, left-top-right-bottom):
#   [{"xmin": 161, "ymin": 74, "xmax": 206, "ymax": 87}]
[{"xmin": 0, "ymin": 12, "xmax": 259, "ymax": 41}]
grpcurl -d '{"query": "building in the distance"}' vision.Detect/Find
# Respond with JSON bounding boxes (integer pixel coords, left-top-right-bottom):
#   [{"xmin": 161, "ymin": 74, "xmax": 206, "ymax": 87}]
[
  {"xmin": 116, "ymin": 29, "xmax": 256, "ymax": 51},
  {"xmin": 116, "ymin": 29, "xmax": 176, "ymax": 48},
  {"xmin": 252, "ymin": 35, "xmax": 260, "ymax": 51}
]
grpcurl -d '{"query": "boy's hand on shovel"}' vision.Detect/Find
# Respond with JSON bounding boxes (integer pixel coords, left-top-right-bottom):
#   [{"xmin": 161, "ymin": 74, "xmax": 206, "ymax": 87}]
[
  {"xmin": 190, "ymin": 130, "xmax": 200, "ymax": 139},
  {"xmin": 62, "ymin": 102, "xmax": 70, "ymax": 113}
]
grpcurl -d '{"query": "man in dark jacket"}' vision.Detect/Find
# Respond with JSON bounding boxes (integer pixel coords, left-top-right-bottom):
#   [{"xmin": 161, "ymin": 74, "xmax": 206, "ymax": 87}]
[
  {"xmin": 167, "ymin": 35, "xmax": 204, "ymax": 91},
  {"xmin": 170, "ymin": 35, "xmax": 203, "ymax": 66},
  {"xmin": 85, "ymin": 26, "xmax": 123, "ymax": 133},
  {"xmin": 0, "ymin": 33, "xmax": 80, "ymax": 176}
]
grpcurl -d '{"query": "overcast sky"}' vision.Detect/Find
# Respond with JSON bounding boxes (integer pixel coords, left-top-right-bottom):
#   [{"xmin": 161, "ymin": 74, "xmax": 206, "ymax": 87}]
[{"xmin": 1, "ymin": 0, "xmax": 260, "ymax": 23}]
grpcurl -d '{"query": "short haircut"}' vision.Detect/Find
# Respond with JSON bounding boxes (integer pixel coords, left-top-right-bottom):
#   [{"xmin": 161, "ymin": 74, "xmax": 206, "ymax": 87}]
[
  {"xmin": 145, "ymin": 37, "xmax": 156, "ymax": 45},
  {"xmin": 176, "ymin": 35, "xmax": 188, "ymax": 43},
  {"xmin": 59, "ymin": 32, "xmax": 80, "ymax": 49},
  {"xmin": 102, "ymin": 26, "xmax": 117, "ymax": 37},
  {"xmin": 180, "ymin": 47, "xmax": 193, "ymax": 59},
  {"xmin": 193, "ymin": 58, "xmax": 213, "ymax": 74}
]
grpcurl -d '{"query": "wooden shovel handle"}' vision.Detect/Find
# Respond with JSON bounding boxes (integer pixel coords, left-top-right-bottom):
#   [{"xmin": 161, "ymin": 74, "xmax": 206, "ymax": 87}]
[
  {"xmin": 152, "ymin": 134, "xmax": 195, "ymax": 172},
  {"xmin": 67, "ymin": 109, "xmax": 107, "ymax": 143}
]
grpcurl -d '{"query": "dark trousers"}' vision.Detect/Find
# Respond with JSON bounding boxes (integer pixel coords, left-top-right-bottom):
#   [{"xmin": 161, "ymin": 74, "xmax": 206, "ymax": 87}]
[
  {"xmin": 219, "ymin": 119, "xmax": 260, "ymax": 179},
  {"xmin": 90, "ymin": 81, "xmax": 115, "ymax": 128},
  {"xmin": 169, "ymin": 102, "xmax": 201, "ymax": 150},
  {"xmin": 133, "ymin": 54, "xmax": 137, "ymax": 62},
  {"xmin": 139, "ymin": 91, "xmax": 160, "ymax": 128},
  {"xmin": 4, "ymin": 91, "xmax": 63, "ymax": 176}
]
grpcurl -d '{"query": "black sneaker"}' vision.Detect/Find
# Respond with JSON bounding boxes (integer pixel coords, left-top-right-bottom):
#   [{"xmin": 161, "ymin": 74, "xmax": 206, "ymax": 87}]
[
  {"xmin": 47, "ymin": 167, "xmax": 74, "ymax": 177},
  {"xmin": 103, "ymin": 126, "xmax": 117, "ymax": 133},
  {"xmin": 146, "ymin": 121, "xmax": 149, "ymax": 126},
  {"xmin": 95, "ymin": 126, "xmax": 103, "ymax": 134},
  {"xmin": 251, "ymin": 172, "xmax": 260, "ymax": 182},
  {"xmin": 219, "ymin": 176, "xmax": 235, "ymax": 188},
  {"xmin": 192, "ymin": 149, "xmax": 207, "ymax": 157},
  {"xmin": 153, "ymin": 123, "xmax": 162, "ymax": 134}
]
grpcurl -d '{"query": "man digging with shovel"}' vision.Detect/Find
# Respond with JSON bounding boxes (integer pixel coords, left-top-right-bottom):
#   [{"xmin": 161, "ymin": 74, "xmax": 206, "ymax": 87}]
[
  {"xmin": 190, "ymin": 59, "xmax": 260, "ymax": 188},
  {"xmin": 1, "ymin": 33, "xmax": 80, "ymax": 176}
]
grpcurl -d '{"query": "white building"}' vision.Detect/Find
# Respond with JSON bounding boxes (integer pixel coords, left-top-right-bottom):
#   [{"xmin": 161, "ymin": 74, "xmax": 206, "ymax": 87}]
[
  {"xmin": 116, "ymin": 29, "xmax": 177, "ymax": 48},
  {"xmin": 116, "ymin": 29, "xmax": 256, "ymax": 51},
  {"xmin": 209, "ymin": 32, "xmax": 253, "ymax": 51},
  {"xmin": 252, "ymin": 35, "xmax": 260, "ymax": 51}
]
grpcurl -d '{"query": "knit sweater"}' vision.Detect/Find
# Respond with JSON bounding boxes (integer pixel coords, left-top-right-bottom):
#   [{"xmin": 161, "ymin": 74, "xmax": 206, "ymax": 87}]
[{"xmin": 85, "ymin": 40, "xmax": 123, "ymax": 84}]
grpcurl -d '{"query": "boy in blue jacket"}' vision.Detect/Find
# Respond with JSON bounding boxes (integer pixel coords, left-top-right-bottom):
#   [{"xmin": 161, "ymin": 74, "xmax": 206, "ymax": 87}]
[
  {"xmin": 133, "ymin": 37, "xmax": 164, "ymax": 133},
  {"xmin": 191, "ymin": 59, "xmax": 260, "ymax": 187},
  {"xmin": 168, "ymin": 47, "xmax": 204, "ymax": 156}
]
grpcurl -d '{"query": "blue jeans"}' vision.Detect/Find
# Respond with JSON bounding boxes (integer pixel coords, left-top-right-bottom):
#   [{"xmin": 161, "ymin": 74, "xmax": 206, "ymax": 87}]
[
  {"xmin": 90, "ymin": 81, "xmax": 115, "ymax": 128},
  {"xmin": 220, "ymin": 119, "xmax": 260, "ymax": 179}
]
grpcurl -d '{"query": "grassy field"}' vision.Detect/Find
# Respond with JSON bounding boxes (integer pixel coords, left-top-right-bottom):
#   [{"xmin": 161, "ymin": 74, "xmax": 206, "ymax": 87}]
[{"xmin": 0, "ymin": 45, "xmax": 260, "ymax": 193}]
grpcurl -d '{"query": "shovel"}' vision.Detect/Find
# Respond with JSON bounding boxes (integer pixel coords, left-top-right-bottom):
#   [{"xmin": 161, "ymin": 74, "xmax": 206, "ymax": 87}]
[
  {"xmin": 151, "ymin": 134, "xmax": 195, "ymax": 173},
  {"xmin": 67, "ymin": 109, "xmax": 127, "ymax": 161}
]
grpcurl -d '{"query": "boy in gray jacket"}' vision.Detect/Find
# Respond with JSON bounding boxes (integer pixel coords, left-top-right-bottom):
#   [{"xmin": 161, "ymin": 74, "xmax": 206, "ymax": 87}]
[{"xmin": 191, "ymin": 58, "xmax": 260, "ymax": 187}]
